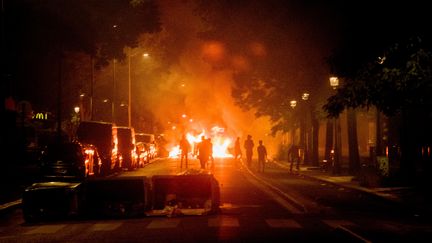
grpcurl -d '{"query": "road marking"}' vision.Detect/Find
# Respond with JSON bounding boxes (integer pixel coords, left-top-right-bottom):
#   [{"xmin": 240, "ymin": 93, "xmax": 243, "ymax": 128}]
[
  {"xmin": 219, "ymin": 203, "xmax": 262, "ymax": 209},
  {"xmin": 266, "ymin": 219, "xmax": 302, "ymax": 228},
  {"xmin": 242, "ymin": 165, "xmax": 306, "ymax": 214},
  {"xmin": 146, "ymin": 219, "xmax": 180, "ymax": 229},
  {"xmin": 337, "ymin": 225, "xmax": 372, "ymax": 243},
  {"xmin": 322, "ymin": 219, "xmax": 355, "ymax": 228},
  {"xmin": 90, "ymin": 222, "xmax": 122, "ymax": 231},
  {"xmin": 208, "ymin": 216, "xmax": 240, "ymax": 227},
  {"xmin": 24, "ymin": 224, "xmax": 67, "ymax": 234}
]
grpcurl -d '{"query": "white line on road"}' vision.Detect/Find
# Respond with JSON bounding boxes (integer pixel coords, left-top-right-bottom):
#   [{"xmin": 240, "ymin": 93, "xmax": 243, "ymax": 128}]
[
  {"xmin": 90, "ymin": 222, "xmax": 122, "ymax": 231},
  {"xmin": 266, "ymin": 219, "xmax": 303, "ymax": 228},
  {"xmin": 24, "ymin": 224, "xmax": 67, "ymax": 234},
  {"xmin": 146, "ymin": 219, "xmax": 181, "ymax": 229},
  {"xmin": 242, "ymin": 162, "xmax": 306, "ymax": 214},
  {"xmin": 208, "ymin": 216, "xmax": 240, "ymax": 227}
]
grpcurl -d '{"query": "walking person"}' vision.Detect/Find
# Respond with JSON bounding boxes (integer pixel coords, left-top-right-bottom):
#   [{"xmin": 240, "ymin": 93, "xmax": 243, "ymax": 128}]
[
  {"xmin": 179, "ymin": 134, "xmax": 190, "ymax": 169},
  {"xmin": 288, "ymin": 144, "xmax": 301, "ymax": 173},
  {"xmin": 257, "ymin": 140, "xmax": 267, "ymax": 173},
  {"xmin": 244, "ymin": 135, "xmax": 254, "ymax": 168}
]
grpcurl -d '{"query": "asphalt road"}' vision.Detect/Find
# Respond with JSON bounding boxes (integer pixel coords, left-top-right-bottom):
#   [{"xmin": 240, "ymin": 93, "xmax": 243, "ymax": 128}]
[{"xmin": 1, "ymin": 157, "xmax": 432, "ymax": 242}]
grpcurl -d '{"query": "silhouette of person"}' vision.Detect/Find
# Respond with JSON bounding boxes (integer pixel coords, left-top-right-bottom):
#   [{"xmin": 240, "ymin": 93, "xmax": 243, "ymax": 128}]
[
  {"xmin": 257, "ymin": 140, "xmax": 267, "ymax": 173},
  {"xmin": 244, "ymin": 135, "xmax": 254, "ymax": 167},
  {"xmin": 179, "ymin": 134, "xmax": 190, "ymax": 169},
  {"xmin": 197, "ymin": 136, "xmax": 209, "ymax": 169},
  {"xmin": 234, "ymin": 137, "xmax": 242, "ymax": 160},
  {"xmin": 288, "ymin": 144, "xmax": 301, "ymax": 172}
]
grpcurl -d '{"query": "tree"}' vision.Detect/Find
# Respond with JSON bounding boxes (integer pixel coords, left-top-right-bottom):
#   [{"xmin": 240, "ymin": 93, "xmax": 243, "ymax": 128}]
[
  {"xmin": 3, "ymin": 0, "xmax": 161, "ymax": 109},
  {"xmin": 324, "ymin": 36, "xmax": 432, "ymax": 181}
]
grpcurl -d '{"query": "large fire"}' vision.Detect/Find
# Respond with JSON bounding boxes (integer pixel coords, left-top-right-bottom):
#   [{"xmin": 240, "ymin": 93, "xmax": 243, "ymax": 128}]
[{"xmin": 168, "ymin": 127, "xmax": 233, "ymax": 158}]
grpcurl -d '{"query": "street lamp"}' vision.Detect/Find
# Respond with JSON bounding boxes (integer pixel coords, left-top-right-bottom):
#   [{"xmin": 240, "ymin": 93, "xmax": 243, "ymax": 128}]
[
  {"xmin": 128, "ymin": 50, "xmax": 149, "ymax": 127},
  {"xmin": 301, "ymin": 92, "xmax": 310, "ymax": 164},
  {"xmin": 290, "ymin": 99, "xmax": 297, "ymax": 145},
  {"xmin": 329, "ymin": 76, "xmax": 341, "ymax": 174},
  {"xmin": 74, "ymin": 106, "xmax": 81, "ymax": 122},
  {"xmin": 329, "ymin": 76, "xmax": 339, "ymax": 89}
]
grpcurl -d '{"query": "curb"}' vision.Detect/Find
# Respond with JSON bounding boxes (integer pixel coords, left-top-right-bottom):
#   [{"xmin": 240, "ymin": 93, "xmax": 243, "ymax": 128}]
[{"xmin": 271, "ymin": 160, "xmax": 403, "ymax": 202}]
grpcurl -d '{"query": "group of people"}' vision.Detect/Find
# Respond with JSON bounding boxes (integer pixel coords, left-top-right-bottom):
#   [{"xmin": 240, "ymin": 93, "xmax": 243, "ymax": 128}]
[
  {"xmin": 179, "ymin": 133, "xmax": 301, "ymax": 173},
  {"xmin": 179, "ymin": 134, "xmax": 214, "ymax": 170},
  {"xmin": 234, "ymin": 135, "xmax": 268, "ymax": 172},
  {"xmin": 234, "ymin": 134, "xmax": 302, "ymax": 173}
]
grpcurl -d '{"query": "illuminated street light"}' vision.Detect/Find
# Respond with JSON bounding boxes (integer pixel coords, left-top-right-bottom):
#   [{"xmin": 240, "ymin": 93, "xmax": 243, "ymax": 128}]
[
  {"xmin": 302, "ymin": 92, "xmax": 309, "ymax": 101},
  {"xmin": 329, "ymin": 76, "xmax": 341, "ymax": 174},
  {"xmin": 290, "ymin": 100, "xmax": 297, "ymax": 108},
  {"xmin": 74, "ymin": 106, "xmax": 80, "ymax": 114},
  {"xmin": 329, "ymin": 76, "xmax": 339, "ymax": 89}
]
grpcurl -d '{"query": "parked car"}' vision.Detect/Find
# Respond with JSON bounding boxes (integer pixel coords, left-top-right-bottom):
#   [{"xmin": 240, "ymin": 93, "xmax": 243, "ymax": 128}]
[
  {"xmin": 115, "ymin": 126, "xmax": 138, "ymax": 170},
  {"xmin": 135, "ymin": 133, "xmax": 157, "ymax": 163},
  {"xmin": 136, "ymin": 141, "xmax": 149, "ymax": 167},
  {"xmin": 39, "ymin": 141, "xmax": 101, "ymax": 181},
  {"xmin": 76, "ymin": 121, "xmax": 120, "ymax": 176}
]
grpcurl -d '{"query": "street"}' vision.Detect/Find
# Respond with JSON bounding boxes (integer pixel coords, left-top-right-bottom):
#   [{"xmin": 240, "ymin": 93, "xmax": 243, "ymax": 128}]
[{"xmin": 1, "ymin": 157, "xmax": 432, "ymax": 242}]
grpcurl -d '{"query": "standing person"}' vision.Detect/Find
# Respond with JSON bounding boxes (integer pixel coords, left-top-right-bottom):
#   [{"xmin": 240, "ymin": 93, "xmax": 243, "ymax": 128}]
[
  {"xmin": 197, "ymin": 136, "xmax": 209, "ymax": 169},
  {"xmin": 234, "ymin": 137, "xmax": 242, "ymax": 160},
  {"xmin": 257, "ymin": 140, "xmax": 267, "ymax": 173},
  {"xmin": 288, "ymin": 144, "xmax": 301, "ymax": 173},
  {"xmin": 179, "ymin": 134, "xmax": 190, "ymax": 169},
  {"xmin": 244, "ymin": 135, "xmax": 254, "ymax": 168}
]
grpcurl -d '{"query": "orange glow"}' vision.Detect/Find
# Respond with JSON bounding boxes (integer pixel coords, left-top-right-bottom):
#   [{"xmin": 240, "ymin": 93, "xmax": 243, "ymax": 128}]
[
  {"xmin": 168, "ymin": 126, "xmax": 233, "ymax": 159},
  {"xmin": 201, "ymin": 41, "xmax": 225, "ymax": 62},
  {"xmin": 249, "ymin": 42, "xmax": 267, "ymax": 57},
  {"xmin": 231, "ymin": 55, "xmax": 250, "ymax": 72}
]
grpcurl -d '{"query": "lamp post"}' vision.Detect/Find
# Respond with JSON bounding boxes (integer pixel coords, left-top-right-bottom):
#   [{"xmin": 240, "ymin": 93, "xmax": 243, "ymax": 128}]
[
  {"xmin": 112, "ymin": 58, "xmax": 116, "ymax": 124},
  {"xmin": 290, "ymin": 100, "xmax": 297, "ymax": 145},
  {"xmin": 128, "ymin": 50, "xmax": 149, "ymax": 127},
  {"xmin": 74, "ymin": 106, "xmax": 81, "ymax": 123},
  {"xmin": 330, "ymin": 76, "xmax": 342, "ymax": 174},
  {"xmin": 301, "ymin": 92, "xmax": 310, "ymax": 164}
]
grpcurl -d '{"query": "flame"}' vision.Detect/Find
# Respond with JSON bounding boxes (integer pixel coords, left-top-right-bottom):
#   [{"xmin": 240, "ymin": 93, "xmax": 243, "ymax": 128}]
[{"xmin": 168, "ymin": 126, "xmax": 233, "ymax": 158}]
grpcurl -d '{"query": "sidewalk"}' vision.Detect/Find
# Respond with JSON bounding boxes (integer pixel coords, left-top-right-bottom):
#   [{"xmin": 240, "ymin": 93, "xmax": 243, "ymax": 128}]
[{"xmin": 272, "ymin": 160, "xmax": 432, "ymax": 217}]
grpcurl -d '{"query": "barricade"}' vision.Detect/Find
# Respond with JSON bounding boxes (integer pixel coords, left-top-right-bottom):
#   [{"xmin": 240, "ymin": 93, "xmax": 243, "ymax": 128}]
[
  {"xmin": 148, "ymin": 173, "xmax": 220, "ymax": 216},
  {"xmin": 83, "ymin": 176, "xmax": 150, "ymax": 218},
  {"xmin": 22, "ymin": 181, "xmax": 84, "ymax": 223}
]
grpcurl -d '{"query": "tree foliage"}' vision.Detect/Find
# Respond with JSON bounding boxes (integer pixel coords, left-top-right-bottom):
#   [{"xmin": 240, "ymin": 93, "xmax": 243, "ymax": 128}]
[
  {"xmin": 4, "ymin": 0, "xmax": 161, "ymax": 67},
  {"xmin": 324, "ymin": 36, "xmax": 432, "ymax": 118},
  {"xmin": 3, "ymin": 0, "xmax": 161, "ymax": 110}
]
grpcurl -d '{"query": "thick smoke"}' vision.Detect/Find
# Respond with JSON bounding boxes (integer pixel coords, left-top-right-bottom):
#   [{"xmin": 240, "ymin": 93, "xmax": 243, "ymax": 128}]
[{"xmin": 153, "ymin": 0, "xmax": 282, "ymax": 157}]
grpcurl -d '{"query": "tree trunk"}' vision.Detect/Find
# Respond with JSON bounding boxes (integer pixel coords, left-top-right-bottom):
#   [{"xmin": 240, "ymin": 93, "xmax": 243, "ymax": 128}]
[
  {"xmin": 347, "ymin": 108, "xmax": 360, "ymax": 174},
  {"xmin": 324, "ymin": 119, "xmax": 333, "ymax": 163},
  {"xmin": 311, "ymin": 113, "xmax": 319, "ymax": 166}
]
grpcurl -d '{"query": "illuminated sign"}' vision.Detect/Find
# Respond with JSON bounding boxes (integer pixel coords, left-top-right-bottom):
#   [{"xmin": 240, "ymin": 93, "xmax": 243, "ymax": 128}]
[{"xmin": 33, "ymin": 112, "xmax": 48, "ymax": 120}]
